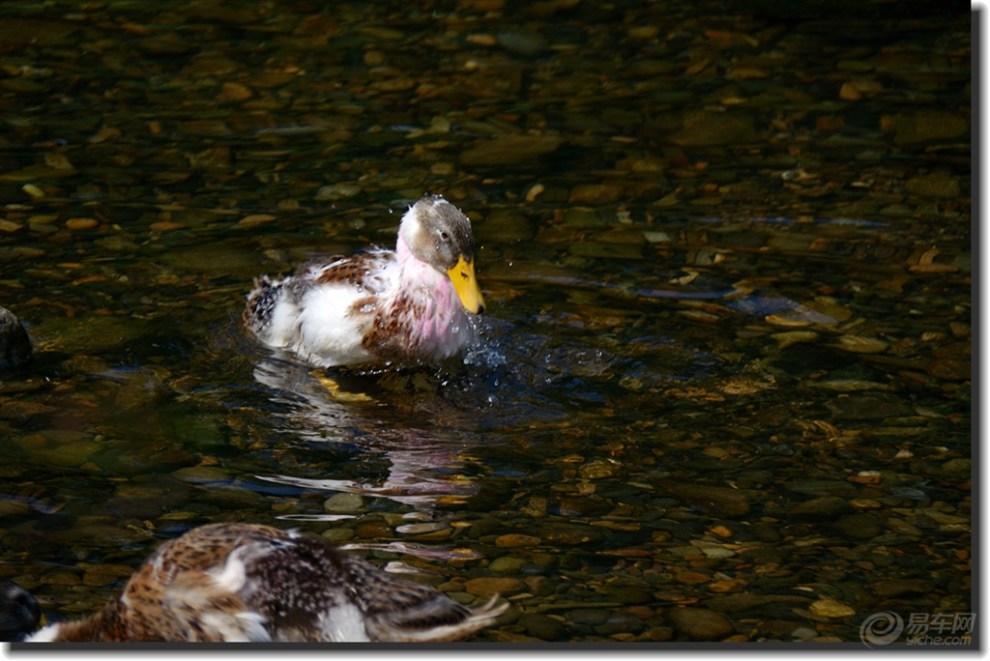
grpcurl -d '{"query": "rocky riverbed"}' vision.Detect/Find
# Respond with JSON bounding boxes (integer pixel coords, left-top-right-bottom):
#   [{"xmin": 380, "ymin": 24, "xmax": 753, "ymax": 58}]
[{"xmin": 0, "ymin": 0, "xmax": 971, "ymax": 646}]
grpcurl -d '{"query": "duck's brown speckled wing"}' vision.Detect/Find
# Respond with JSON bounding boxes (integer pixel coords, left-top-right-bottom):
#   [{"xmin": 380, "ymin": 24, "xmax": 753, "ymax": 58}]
[
  {"xmin": 123, "ymin": 523, "xmax": 278, "ymax": 641},
  {"xmin": 244, "ymin": 251, "xmax": 394, "ymax": 339},
  {"xmin": 310, "ymin": 250, "xmax": 394, "ymax": 292},
  {"xmin": 28, "ymin": 523, "xmax": 505, "ymax": 643},
  {"xmin": 200, "ymin": 524, "xmax": 506, "ymax": 643}
]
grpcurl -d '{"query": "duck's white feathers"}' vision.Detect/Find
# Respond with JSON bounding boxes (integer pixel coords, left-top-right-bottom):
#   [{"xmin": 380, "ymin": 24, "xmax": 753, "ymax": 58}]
[
  {"xmin": 247, "ymin": 251, "xmax": 396, "ymax": 367},
  {"xmin": 243, "ymin": 196, "xmax": 483, "ymax": 368}
]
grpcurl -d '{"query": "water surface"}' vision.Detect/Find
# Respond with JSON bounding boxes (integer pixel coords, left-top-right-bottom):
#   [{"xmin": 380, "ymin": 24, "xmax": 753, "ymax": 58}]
[{"xmin": 0, "ymin": 0, "xmax": 971, "ymax": 645}]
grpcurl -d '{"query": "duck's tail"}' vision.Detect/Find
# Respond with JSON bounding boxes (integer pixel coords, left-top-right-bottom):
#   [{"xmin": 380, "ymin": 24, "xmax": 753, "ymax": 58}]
[
  {"xmin": 243, "ymin": 275, "xmax": 285, "ymax": 337},
  {"xmin": 363, "ymin": 592, "xmax": 508, "ymax": 642}
]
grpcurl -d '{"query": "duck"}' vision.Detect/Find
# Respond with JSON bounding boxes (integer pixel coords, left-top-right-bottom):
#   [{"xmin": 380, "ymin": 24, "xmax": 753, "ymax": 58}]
[
  {"xmin": 244, "ymin": 195, "xmax": 486, "ymax": 368},
  {"xmin": 25, "ymin": 522, "xmax": 507, "ymax": 643},
  {"xmin": 0, "ymin": 580, "xmax": 41, "ymax": 642}
]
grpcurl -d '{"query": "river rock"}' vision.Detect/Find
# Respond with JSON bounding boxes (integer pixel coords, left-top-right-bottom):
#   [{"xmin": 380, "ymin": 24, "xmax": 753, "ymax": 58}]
[
  {"xmin": 323, "ymin": 492, "xmax": 365, "ymax": 514},
  {"xmin": 321, "ymin": 527, "xmax": 355, "ymax": 543},
  {"xmin": 597, "ymin": 611, "xmax": 645, "ymax": 636},
  {"xmin": 464, "ymin": 577, "xmax": 524, "ymax": 597},
  {"xmin": 489, "ymin": 556, "xmax": 525, "ymax": 573},
  {"xmin": 789, "ymin": 496, "xmax": 850, "ymax": 519},
  {"xmin": 495, "ymin": 533, "xmax": 541, "ymax": 548},
  {"xmin": 539, "ymin": 522, "xmax": 604, "ymax": 545},
  {"xmin": 669, "ymin": 110, "xmax": 759, "ymax": 146},
  {"xmin": 938, "ymin": 458, "xmax": 971, "ymax": 482},
  {"xmin": 314, "ymin": 182, "xmax": 362, "ymax": 200},
  {"xmin": 171, "ymin": 465, "xmax": 232, "ymax": 485},
  {"xmin": 497, "ymin": 30, "xmax": 548, "ymax": 56},
  {"xmin": 460, "ymin": 134, "xmax": 562, "ymax": 166},
  {"xmin": 658, "ymin": 481, "xmax": 751, "ymax": 516},
  {"xmin": 783, "ymin": 479, "xmax": 857, "ymax": 498},
  {"xmin": 521, "ymin": 612, "xmax": 568, "ymax": 640},
  {"xmin": 827, "ymin": 394, "xmax": 914, "ymax": 420},
  {"xmin": 809, "ymin": 598, "xmax": 855, "ymax": 618},
  {"xmin": 872, "ymin": 578, "xmax": 932, "ymax": 598},
  {"xmin": 569, "ymin": 184, "xmax": 624, "ymax": 204},
  {"xmin": 666, "ymin": 606, "xmax": 735, "ymax": 641},
  {"xmin": 882, "ymin": 110, "xmax": 969, "ymax": 143},
  {"xmin": 830, "ymin": 512, "xmax": 880, "ymax": 539},
  {"xmin": 703, "ymin": 593, "xmax": 811, "ymax": 613},
  {"xmin": 905, "ymin": 172, "xmax": 961, "ymax": 198},
  {"xmin": 565, "ymin": 608, "xmax": 611, "ymax": 627}
]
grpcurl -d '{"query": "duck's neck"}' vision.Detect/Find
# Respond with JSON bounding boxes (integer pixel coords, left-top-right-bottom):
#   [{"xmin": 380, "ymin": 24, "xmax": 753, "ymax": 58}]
[
  {"xmin": 394, "ymin": 231, "xmax": 415, "ymax": 264},
  {"xmin": 394, "ymin": 233, "xmax": 441, "ymax": 286},
  {"xmin": 390, "ymin": 231, "xmax": 466, "ymax": 352}
]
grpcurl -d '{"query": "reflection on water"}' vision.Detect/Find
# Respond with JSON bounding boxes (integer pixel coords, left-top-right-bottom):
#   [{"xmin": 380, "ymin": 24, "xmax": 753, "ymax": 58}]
[{"xmin": 252, "ymin": 357, "xmax": 485, "ymax": 508}]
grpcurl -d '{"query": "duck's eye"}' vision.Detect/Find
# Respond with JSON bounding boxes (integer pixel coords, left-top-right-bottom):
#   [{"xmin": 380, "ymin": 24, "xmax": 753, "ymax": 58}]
[{"xmin": 439, "ymin": 230, "xmax": 450, "ymax": 241}]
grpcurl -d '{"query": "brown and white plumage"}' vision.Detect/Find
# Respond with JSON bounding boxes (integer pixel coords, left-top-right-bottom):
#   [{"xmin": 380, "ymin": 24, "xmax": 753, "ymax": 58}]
[
  {"xmin": 25, "ymin": 523, "xmax": 506, "ymax": 643},
  {"xmin": 244, "ymin": 195, "xmax": 486, "ymax": 368}
]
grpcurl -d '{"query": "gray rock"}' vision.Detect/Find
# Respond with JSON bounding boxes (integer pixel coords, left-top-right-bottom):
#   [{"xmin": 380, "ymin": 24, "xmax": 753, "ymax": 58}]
[
  {"xmin": 321, "ymin": 527, "xmax": 355, "ymax": 543},
  {"xmin": 830, "ymin": 512, "xmax": 880, "ymax": 539},
  {"xmin": 314, "ymin": 182, "xmax": 362, "ymax": 201},
  {"xmin": 497, "ymin": 31, "xmax": 548, "ymax": 56},
  {"xmin": 565, "ymin": 608, "xmax": 611, "ymax": 627},
  {"xmin": 596, "ymin": 611, "xmax": 645, "ymax": 636},
  {"xmin": 521, "ymin": 613, "xmax": 567, "ymax": 640},
  {"xmin": 666, "ymin": 606, "xmax": 735, "ymax": 641},
  {"xmin": 789, "ymin": 496, "xmax": 850, "ymax": 519},
  {"xmin": 872, "ymin": 578, "xmax": 932, "ymax": 598},
  {"xmin": 323, "ymin": 492, "xmax": 365, "ymax": 514}
]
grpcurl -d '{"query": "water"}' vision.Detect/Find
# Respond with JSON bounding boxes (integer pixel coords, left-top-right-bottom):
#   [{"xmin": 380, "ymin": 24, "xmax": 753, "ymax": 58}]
[{"xmin": 0, "ymin": 0, "xmax": 972, "ymax": 645}]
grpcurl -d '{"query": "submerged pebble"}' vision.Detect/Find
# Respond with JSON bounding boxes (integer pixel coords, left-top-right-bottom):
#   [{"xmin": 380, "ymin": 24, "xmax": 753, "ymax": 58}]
[
  {"xmin": 465, "ymin": 577, "xmax": 525, "ymax": 597},
  {"xmin": 666, "ymin": 607, "xmax": 735, "ymax": 641},
  {"xmin": 323, "ymin": 492, "xmax": 365, "ymax": 514}
]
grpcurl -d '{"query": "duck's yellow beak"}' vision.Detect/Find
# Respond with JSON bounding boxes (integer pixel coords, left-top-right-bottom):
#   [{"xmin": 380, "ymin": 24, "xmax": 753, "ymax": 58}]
[{"xmin": 447, "ymin": 255, "xmax": 485, "ymax": 314}]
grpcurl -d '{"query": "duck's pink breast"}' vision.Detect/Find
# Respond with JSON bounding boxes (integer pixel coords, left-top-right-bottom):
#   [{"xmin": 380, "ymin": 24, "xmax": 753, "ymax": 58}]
[{"xmin": 393, "ymin": 248, "xmax": 471, "ymax": 357}]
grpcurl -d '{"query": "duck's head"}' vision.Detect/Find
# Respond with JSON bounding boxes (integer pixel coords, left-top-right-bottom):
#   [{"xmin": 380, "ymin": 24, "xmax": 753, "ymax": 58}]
[
  {"xmin": 399, "ymin": 195, "xmax": 485, "ymax": 314},
  {"xmin": 0, "ymin": 580, "xmax": 41, "ymax": 642}
]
